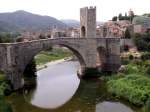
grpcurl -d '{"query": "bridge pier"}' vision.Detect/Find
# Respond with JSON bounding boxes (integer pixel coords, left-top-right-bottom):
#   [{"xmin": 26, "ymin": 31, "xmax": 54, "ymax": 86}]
[
  {"xmin": 77, "ymin": 67, "xmax": 99, "ymax": 78},
  {"xmin": 100, "ymin": 54, "xmax": 121, "ymax": 72},
  {"xmin": 5, "ymin": 69, "xmax": 23, "ymax": 90}
]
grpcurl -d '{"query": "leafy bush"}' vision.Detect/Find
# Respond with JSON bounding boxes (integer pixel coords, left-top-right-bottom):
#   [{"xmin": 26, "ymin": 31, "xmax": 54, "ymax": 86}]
[
  {"xmin": 145, "ymin": 99, "xmax": 150, "ymax": 112},
  {"xmin": 107, "ymin": 74, "xmax": 150, "ymax": 105},
  {"xmin": 122, "ymin": 64, "xmax": 139, "ymax": 74},
  {"xmin": 107, "ymin": 55, "xmax": 150, "ymax": 108},
  {"xmin": 0, "ymin": 75, "xmax": 13, "ymax": 112},
  {"xmin": 133, "ymin": 33, "xmax": 150, "ymax": 52},
  {"xmin": 121, "ymin": 60, "xmax": 150, "ymax": 75},
  {"xmin": 141, "ymin": 52, "xmax": 150, "ymax": 60},
  {"xmin": 125, "ymin": 29, "xmax": 131, "ymax": 39},
  {"xmin": 129, "ymin": 54, "xmax": 134, "ymax": 60},
  {"xmin": 145, "ymin": 67, "xmax": 150, "ymax": 75},
  {"xmin": 121, "ymin": 58, "xmax": 130, "ymax": 65},
  {"xmin": 0, "ymin": 32, "xmax": 16, "ymax": 43},
  {"xmin": 0, "ymin": 95, "xmax": 13, "ymax": 112}
]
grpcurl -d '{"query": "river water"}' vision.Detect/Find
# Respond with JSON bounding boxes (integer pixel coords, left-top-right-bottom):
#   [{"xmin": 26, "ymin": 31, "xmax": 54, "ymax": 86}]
[{"xmin": 7, "ymin": 61, "xmax": 143, "ymax": 112}]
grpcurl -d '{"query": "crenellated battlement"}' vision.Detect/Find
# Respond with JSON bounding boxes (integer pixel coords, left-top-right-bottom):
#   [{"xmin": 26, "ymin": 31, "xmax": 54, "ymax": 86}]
[{"xmin": 88, "ymin": 6, "xmax": 96, "ymax": 9}]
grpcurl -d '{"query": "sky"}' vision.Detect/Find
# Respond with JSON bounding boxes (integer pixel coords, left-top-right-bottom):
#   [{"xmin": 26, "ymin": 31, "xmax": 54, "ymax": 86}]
[{"xmin": 0, "ymin": 0, "xmax": 150, "ymax": 22}]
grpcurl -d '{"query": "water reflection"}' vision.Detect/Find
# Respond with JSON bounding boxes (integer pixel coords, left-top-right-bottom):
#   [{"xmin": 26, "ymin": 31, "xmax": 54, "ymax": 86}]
[
  {"xmin": 30, "ymin": 61, "xmax": 80, "ymax": 109},
  {"xmin": 49, "ymin": 77, "xmax": 135, "ymax": 112},
  {"xmin": 96, "ymin": 102, "xmax": 133, "ymax": 112}
]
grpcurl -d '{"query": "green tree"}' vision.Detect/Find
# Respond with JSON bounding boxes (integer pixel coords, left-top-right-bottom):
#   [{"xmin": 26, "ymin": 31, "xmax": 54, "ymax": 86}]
[
  {"xmin": 129, "ymin": 54, "xmax": 134, "ymax": 60},
  {"xmin": 133, "ymin": 33, "xmax": 150, "ymax": 52},
  {"xmin": 124, "ymin": 29, "xmax": 131, "ymax": 39},
  {"xmin": 143, "ymin": 13, "xmax": 150, "ymax": 17},
  {"xmin": 124, "ymin": 12, "xmax": 130, "ymax": 20},
  {"xmin": 0, "ymin": 32, "xmax": 15, "ymax": 43},
  {"xmin": 112, "ymin": 16, "xmax": 117, "ymax": 21},
  {"xmin": 118, "ymin": 13, "xmax": 123, "ymax": 20},
  {"xmin": 125, "ymin": 12, "xmax": 127, "ymax": 17},
  {"xmin": 141, "ymin": 52, "xmax": 150, "ymax": 60},
  {"xmin": 128, "ymin": 9, "xmax": 135, "ymax": 22}
]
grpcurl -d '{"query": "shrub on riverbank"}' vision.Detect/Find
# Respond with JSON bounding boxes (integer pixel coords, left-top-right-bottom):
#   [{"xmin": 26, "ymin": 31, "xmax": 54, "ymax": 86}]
[
  {"xmin": 107, "ymin": 58, "xmax": 150, "ymax": 108},
  {"xmin": 0, "ymin": 95, "xmax": 12, "ymax": 112},
  {"xmin": 0, "ymin": 73, "xmax": 13, "ymax": 112},
  {"xmin": 145, "ymin": 99, "xmax": 150, "ymax": 112},
  {"xmin": 141, "ymin": 52, "xmax": 150, "ymax": 60},
  {"xmin": 120, "ymin": 59, "xmax": 150, "ymax": 76},
  {"xmin": 133, "ymin": 33, "xmax": 150, "ymax": 52},
  {"xmin": 107, "ymin": 74, "xmax": 150, "ymax": 105},
  {"xmin": 0, "ymin": 72, "xmax": 12, "ymax": 95}
]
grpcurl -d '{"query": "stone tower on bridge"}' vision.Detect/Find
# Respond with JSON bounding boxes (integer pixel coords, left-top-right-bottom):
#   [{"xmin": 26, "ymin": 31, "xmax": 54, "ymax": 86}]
[{"xmin": 80, "ymin": 6, "xmax": 96, "ymax": 38}]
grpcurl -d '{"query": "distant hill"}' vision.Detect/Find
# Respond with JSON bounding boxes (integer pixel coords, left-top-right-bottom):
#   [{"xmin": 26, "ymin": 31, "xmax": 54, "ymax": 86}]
[
  {"xmin": 132, "ymin": 16, "xmax": 150, "ymax": 28},
  {"xmin": 61, "ymin": 19, "xmax": 80, "ymax": 28},
  {"xmin": 61, "ymin": 19, "xmax": 105, "ymax": 28},
  {"xmin": 0, "ymin": 10, "xmax": 67, "ymax": 32},
  {"xmin": 0, "ymin": 21, "xmax": 19, "ymax": 32}
]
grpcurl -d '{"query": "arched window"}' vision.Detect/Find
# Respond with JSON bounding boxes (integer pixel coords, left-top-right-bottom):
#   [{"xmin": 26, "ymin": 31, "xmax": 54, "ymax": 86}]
[{"xmin": 81, "ymin": 26, "xmax": 86, "ymax": 37}]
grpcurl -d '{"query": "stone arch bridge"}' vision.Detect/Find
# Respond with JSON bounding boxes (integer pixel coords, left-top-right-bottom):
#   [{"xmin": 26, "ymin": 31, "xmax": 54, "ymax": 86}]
[{"xmin": 0, "ymin": 37, "xmax": 120, "ymax": 89}]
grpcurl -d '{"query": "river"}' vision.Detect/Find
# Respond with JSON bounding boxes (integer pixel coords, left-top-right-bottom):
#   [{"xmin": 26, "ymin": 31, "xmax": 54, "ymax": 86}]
[{"xmin": 7, "ymin": 60, "xmax": 143, "ymax": 112}]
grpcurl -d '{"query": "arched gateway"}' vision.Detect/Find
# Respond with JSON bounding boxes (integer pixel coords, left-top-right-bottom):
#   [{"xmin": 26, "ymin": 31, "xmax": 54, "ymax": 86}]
[{"xmin": 0, "ymin": 37, "xmax": 120, "ymax": 90}]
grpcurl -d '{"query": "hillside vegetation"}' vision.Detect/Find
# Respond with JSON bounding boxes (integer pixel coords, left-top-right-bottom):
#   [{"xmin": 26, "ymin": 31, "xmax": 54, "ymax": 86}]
[
  {"xmin": 0, "ymin": 10, "xmax": 67, "ymax": 32},
  {"xmin": 132, "ymin": 16, "xmax": 150, "ymax": 27}
]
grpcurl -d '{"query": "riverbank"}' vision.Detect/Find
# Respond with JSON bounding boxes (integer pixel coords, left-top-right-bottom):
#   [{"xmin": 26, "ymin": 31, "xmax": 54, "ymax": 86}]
[
  {"xmin": 36, "ymin": 57, "xmax": 72, "ymax": 71},
  {"xmin": 106, "ymin": 58, "xmax": 150, "ymax": 112},
  {"xmin": 35, "ymin": 48, "xmax": 73, "ymax": 66}
]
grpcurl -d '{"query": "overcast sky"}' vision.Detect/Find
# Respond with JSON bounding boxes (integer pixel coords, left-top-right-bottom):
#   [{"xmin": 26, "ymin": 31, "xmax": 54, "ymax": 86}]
[{"xmin": 0, "ymin": 0, "xmax": 150, "ymax": 21}]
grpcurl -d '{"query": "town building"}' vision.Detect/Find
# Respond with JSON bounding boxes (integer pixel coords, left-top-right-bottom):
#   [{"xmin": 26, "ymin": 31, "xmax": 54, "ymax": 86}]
[{"xmin": 98, "ymin": 20, "xmax": 133, "ymax": 38}]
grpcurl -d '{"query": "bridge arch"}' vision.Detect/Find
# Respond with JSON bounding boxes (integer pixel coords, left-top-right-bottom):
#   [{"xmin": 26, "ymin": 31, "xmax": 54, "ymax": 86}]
[
  {"xmin": 58, "ymin": 44, "xmax": 86, "ymax": 69},
  {"xmin": 23, "ymin": 43, "xmax": 86, "ymax": 77}
]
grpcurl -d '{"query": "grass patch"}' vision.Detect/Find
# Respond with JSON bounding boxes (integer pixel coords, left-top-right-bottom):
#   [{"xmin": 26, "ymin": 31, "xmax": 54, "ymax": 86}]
[{"xmin": 35, "ymin": 48, "xmax": 73, "ymax": 65}]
